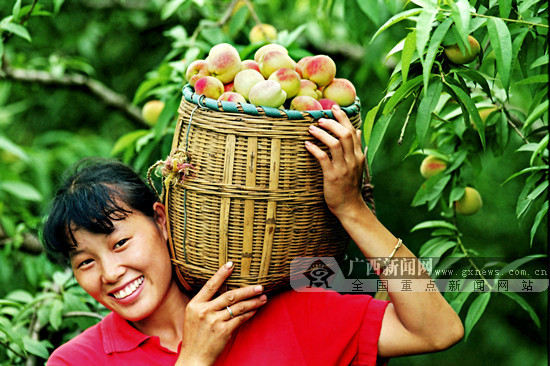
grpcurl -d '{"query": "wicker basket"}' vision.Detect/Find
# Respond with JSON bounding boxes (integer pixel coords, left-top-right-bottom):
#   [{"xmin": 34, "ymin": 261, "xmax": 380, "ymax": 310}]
[{"xmin": 159, "ymin": 85, "xmax": 362, "ymax": 293}]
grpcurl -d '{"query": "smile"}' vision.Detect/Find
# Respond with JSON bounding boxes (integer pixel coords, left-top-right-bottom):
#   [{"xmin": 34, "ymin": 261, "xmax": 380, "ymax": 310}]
[{"xmin": 112, "ymin": 276, "xmax": 144, "ymax": 299}]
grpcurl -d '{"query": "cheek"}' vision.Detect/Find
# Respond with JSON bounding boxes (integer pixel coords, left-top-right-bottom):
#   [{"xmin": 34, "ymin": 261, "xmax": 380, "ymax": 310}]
[{"xmin": 74, "ymin": 272, "xmax": 102, "ymax": 300}]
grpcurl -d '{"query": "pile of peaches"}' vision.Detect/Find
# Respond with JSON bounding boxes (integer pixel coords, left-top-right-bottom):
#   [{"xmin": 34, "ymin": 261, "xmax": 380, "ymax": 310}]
[{"xmin": 185, "ymin": 43, "xmax": 357, "ymax": 111}]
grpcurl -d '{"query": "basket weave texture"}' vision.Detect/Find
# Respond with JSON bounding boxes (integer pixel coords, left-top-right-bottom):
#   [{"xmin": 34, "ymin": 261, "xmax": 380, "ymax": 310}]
[{"xmin": 163, "ymin": 85, "xmax": 362, "ymax": 293}]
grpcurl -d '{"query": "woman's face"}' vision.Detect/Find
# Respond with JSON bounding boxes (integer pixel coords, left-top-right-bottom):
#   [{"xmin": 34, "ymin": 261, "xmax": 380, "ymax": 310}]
[{"xmin": 69, "ymin": 202, "xmax": 174, "ymax": 321}]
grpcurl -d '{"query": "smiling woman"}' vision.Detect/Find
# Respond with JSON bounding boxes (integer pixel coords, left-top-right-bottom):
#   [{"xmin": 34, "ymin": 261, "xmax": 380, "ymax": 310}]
[{"xmin": 41, "ymin": 108, "xmax": 463, "ymax": 365}]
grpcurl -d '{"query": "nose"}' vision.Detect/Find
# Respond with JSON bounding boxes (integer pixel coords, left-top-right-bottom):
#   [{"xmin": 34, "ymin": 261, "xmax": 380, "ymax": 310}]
[{"xmin": 100, "ymin": 254, "xmax": 126, "ymax": 284}]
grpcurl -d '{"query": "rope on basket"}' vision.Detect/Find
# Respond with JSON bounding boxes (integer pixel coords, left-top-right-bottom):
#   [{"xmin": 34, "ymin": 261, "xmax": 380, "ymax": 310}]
[{"xmin": 147, "ymin": 105, "xmax": 200, "ymax": 263}]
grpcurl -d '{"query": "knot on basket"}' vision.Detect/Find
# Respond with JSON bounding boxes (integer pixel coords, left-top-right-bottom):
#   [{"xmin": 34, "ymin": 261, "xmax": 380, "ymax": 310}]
[
  {"xmin": 148, "ymin": 149, "xmax": 195, "ymax": 202},
  {"xmin": 160, "ymin": 149, "xmax": 195, "ymax": 185}
]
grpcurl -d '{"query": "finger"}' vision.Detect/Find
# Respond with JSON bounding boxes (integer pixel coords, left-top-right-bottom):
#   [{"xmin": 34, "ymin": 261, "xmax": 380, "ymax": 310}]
[
  {"xmin": 304, "ymin": 140, "xmax": 334, "ymax": 173},
  {"xmin": 194, "ymin": 261, "xmax": 234, "ymax": 302},
  {"xmin": 212, "ymin": 283, "xmax": 265, "ymax": 310},
  {"xmin": 308, "ymin": 124, "xmax": 346, "ymax": 166},
  {"xmin": 317, "ymin": 118, "xmax": 356, "ymax": 163},
  {"xmin": 331, "ymin": 104, "xmax": 355, "ymax": 131},
  {"xmin": 223, "ymin": 294, "xmax": 268, "ymax": 321}
]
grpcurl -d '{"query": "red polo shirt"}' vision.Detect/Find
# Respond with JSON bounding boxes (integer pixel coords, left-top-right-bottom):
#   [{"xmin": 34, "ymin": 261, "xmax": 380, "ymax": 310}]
[{"xmin": 48, "ymin": 289, "xmax": 388, "ymax": 366}]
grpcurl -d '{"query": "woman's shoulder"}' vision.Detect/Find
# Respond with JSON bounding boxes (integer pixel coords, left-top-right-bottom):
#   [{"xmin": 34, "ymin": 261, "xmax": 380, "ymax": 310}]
[{"xmin": 47, "ymin": 314, "xmax": 112, "ymax": 365}]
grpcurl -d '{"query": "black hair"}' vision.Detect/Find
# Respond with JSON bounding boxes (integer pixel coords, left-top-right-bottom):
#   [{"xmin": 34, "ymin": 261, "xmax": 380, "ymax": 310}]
[{"xmin": 42, "ymin": 158, "xmax": 158, "ymax": 259}]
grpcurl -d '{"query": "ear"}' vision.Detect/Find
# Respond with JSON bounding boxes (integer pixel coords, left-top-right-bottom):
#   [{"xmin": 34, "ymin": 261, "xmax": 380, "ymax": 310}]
[{"xmin": 153, "ymin": 202, "xmax": 169, "ymax": 241}]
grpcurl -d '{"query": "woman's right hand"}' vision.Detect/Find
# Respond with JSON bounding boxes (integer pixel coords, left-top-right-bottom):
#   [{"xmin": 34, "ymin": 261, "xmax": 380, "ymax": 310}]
[{"xmin": 176, "ymin": 261, "xmax": 267, "ymax": 365}]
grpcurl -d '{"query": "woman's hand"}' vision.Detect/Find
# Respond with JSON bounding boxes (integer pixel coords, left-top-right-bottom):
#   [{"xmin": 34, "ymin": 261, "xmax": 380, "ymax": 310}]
[
  {"xmin": 176, "ymin": 262, "xmax": 267, "ymax": 365},
  {"xmin": 305, "ymin": 105, "xmax": 366, "ymax": 220}
]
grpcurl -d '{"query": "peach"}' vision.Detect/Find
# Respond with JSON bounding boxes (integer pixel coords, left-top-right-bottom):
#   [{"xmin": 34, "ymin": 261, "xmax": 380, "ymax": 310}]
[
  {"xmin": 318, "ymin": 98, "xmax": 338, "ymax": 110},
  {"xmin": 295, "ymin": 56, "xmax": 313, "ymax": 78},
  {"xmin": 241, "ymin": 59, "xmax": 260, "ymax": 72},
  {"xmin": 296, "ymin": 79, "xmax": 320, "ymax": 100},
  {"xmin": 185, "ymin": 59, "xmax": 210, "ymax": 87},
  {"xmin": 194, "ymin": 76, "xmax": 225, "ymax": 99},
  {"xmin": 233, "ymin": 69, "xmax": 265, "ymax": 101},
  {"xmin": 290, "ymin": 96, "xmax": 323, "ymax": 111},
  {"xmin": 254, "ymin": 43, "xmax": 288, "ymax": 62},
  {"xmin": 206, "ymin": 43, "xmax": 242, "ymax": 84},
  {"xmin": 141, "ymin": 100, "xmax": 165, "ymax": 126},
  {"xmin": 322, "ymin": 78, "xmax": 356, "ymax": 107},
  {"xmin": 248, "ymin": 80, "xmax": 287, "ymax": 108},
  {"xmin": 302, "ymin": 55, "xmax": 336, "ymax": 87},
  {"xmin": 249, "ymin": 23, "xmax": 277, "ymax": 43},
  {"xmin": 454, "ymin": 187, "xmax": 483, "ymax": 215},
  {"xmin": 444, "ymin": 35, "xmax": 481, "ymax": 64},
  {"xmin": 224, "ymin": 82, "xmax": 235, "ymax": 92},
  {"xmin": 420, "ymin": 155, "xmax": 447, "ymax": 179},
  {"xmin": 258, "ymin": 50, "xmax": 296, "ymax": 79},
  {"xmin": 218, "ymin": 91, "xmax": 247, "ymax": 104},
  {"xmin": 268, "ymin": 68, "xmax": 301, "ymax": 99}
]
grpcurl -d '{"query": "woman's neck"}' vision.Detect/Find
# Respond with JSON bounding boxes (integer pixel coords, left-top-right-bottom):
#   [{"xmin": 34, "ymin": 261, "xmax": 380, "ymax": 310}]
[{"xmin": 130, "ymin": 279, "xmax": 190, "ymax": 351}]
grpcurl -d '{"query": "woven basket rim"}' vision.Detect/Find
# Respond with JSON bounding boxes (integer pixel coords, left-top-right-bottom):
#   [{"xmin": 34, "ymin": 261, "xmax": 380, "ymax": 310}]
[{"xmin": 182, "ymin": 84, "xmax": 361, "ymax": 121}]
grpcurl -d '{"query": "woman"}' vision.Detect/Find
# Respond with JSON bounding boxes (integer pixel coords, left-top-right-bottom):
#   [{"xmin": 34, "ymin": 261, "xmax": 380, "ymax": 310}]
[{"xmin": 43, "ymin": 105, "xmax": 463, "ymax": 365}]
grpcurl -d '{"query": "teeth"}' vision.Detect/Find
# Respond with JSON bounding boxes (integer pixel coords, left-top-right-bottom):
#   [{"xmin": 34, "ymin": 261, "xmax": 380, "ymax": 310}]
[{"xmin": 113, "ymin": 277, "xmax": 143, "ymax": 299}]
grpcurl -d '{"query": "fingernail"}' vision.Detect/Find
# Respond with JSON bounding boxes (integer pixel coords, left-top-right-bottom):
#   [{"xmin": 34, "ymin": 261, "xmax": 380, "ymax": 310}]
[
  {"xmin": 304, "ymin": 140, "xmax": 312, "ymax": 147},
  {"xmin": 318, "ymin": 118, "xmax": 326, "ymax": 124},
  {"xmin": 225, "ymin": 261, "xmax": 233, "ymax": 269},
  {"xmin": 254, "ymin": 285, "xmax": 263, "ymax": 293},
  {"xmin": 332, "ymin": 105, "xmax": 340, "ymax": 111},
  {"xmin": 259, "ymin": 294, "xmax": 267, "ymax": 302}
]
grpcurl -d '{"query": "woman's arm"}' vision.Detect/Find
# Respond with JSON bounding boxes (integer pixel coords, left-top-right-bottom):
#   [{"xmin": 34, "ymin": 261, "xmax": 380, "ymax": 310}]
[{"xmin": 305, "ymin": 105, "xmax": 464, "ymax": 357}]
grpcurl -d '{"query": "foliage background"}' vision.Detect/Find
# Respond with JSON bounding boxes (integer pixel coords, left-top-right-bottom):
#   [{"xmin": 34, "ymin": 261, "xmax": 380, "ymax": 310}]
[{"xmin": 0, "ymin": 0, "xmax": 547, "ymax": 365}]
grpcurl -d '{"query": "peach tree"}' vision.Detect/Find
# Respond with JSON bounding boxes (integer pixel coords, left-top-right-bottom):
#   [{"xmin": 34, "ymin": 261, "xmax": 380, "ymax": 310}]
[{"xmin": 364, "ymin": 0, "xmax": 548, "ymax": 340}]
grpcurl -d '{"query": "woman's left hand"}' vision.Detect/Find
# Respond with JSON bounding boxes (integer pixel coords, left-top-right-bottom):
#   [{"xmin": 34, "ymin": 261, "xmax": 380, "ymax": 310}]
[{"xmin": 305, "ymin": 105, "xmax": 366, "ymax": 219}]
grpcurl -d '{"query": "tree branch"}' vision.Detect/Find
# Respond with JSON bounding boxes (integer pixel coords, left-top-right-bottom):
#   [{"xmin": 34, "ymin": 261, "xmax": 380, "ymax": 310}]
[
  {"xmin": 0, "ymin": 225, "xmax": 43, "ymax": 254},
  {"xmin": 1, "ymin": 66, "xmax": 149, "ymax": 128}
]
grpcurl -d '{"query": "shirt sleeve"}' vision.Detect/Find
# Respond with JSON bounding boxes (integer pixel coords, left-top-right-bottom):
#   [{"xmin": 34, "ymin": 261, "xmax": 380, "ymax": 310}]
[{"xmin": 283, "ymin": 289, "xmax": 389, "ymax": 366}]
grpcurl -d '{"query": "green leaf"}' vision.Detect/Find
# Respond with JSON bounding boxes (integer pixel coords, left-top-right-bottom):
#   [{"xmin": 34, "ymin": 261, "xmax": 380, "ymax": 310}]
[
  {"xmin": 514, "ymin": 74, "xmax": 549, "ymax": 87},
  {"xmin": 0, "ymin": 22, "xmax": 31, "ymax": 42},
  {"xmin": 371, "ymin": 8, "xmax": 423, "ymax": 43},
  {"xmin": 416, "ymin": 7, "xmax": 437, "ymax": 62},
  {"xmin": 496, "ymin": 255, "xmax": 547, "ymax": 280},
  {"xmin": 422, "ymin": 18, "xmax": 452, "ymax": 91},
  {"xmin": 501, "ymin": 292, "xmax": 541, "ymax": 328},
  {"xmin": 411, "ymin": 220, "xmax": 459, "ymax": 232},
  {"xmin": 416, "ymin": 80, "xmax": 442, "ymax": 145},
  {"xmin": 448, "ymin": 84, "xmax": 486, "ymax": 148},
  {"xmin": 448, "ymin": 0, "xmax": 471, "ymax": 48},
  {"xmin": 362, "ymin": 104, "xmax": 380, "ymax": 145},
  {"xmin": 499, "ymin": 0, "xmax": 512, "ymax": 18},
  {"xmin": 111, "ymin": 130, "xmax": 149, "ymax": 156},
  {"xmin": 529, "ymin": 134, "xmax": 549, "ymax": 166},
  {"xmin": 0, "ymin": 181, "xmax": 42, "ymax": 201},
  {"xmin": 49, "ymin": 299, "xmax": 64, "ymax": 331},
  {"xmin": 411, "ymin": 174, "xmax": 451, "ymax": 208},
  {"xmin": 530, "ymin": 54, "xmax": 549, "ymax": 69},
  {"xmin": 0, "ymin": 317, "xmax": 25, "ymax": 351},
  {"xmin": 23, "ymin": 336, "xmax": 50, "ymax": 359},
  {"xmin": 154, "ymin": 95, "xmax": 179, "ymax": 142},
  {"xmin": 486, "ymin": 18, "xmax": 513, "ymax": 91},
  {"xmin": 161, "ymin": 0, "xmax": 189, "ymax": 20},
  {"xmin": 357, "ymin": 0, "xmax": 380, "ymax": 25},
  {"xmin": 0, "ymin": 135, "xmax": 29, "ymax": 161},
  {"xmin": 449, "ymin": 289, "xmax": 472, "ymax": 314},
  {"xmin": 228, "ymin": 5, "xmax": 248, "ymax": 38},
  {"xmin": 12, "ymin": 0, "xmax": 21, "ymax": 19},
  {"xmin": 527, "ymin": 180, "xmax": 548, "ymax": 201},
  {"xmin": 419, "ymin": 237, "xmax": 457, "ymax": 258},
  {"xmin": 367, "ymin": 113, "xmax": 392, "ymax": 168},
  {"xmin": 453, "ymin": 68, "xmax": 493, "ymax": 100},
  {"xmin": 401, "ymin": 30, "xmax": 417, "ymax": 83},
  {"xmin": 382, "ymin": 75, "xmax": 424, "ymax": 115},
  {"xmin": 502, "ymin": 165, "xmax": 549, "ymax": 185},
  {"xmin": 464, "ymin": 292, "xmax": 491, "ymax": 341},
  {"xmin": 530, "ymin": 201, "xmax": 548, "ymax": 246},
  {"xmin": 53, "ymin": 0, "xmax": 65, "ymax": 13},
  {"xmin": 523, "ymin": 99, "xmax": 548, "ymax": 132}
]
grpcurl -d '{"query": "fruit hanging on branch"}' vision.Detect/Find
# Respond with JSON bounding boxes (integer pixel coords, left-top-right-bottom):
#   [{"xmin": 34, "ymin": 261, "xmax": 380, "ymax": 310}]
[
  {"xmin": 444, "ymin": 35, "xmax": 481, "ymax": 65},
  {"xmin": 454, "ymin": 187, "xmax": 483, "ymax": 215}
]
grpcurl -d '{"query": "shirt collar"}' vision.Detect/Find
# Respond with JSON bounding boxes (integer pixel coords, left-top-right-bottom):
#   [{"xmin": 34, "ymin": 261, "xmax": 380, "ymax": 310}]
[{"xmin": 101, "ymin": 312, "xmax": 152, "ymax": 354}]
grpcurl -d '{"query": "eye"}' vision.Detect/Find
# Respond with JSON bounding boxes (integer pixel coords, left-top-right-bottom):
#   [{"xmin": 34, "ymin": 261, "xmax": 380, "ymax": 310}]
[
  {"xmin": 77, "ymin": 258, "xmax": 94, "ymax": 269},
  {"xmin": 114, "ymin": 238, "xmax": 129, "ymax": 249}
]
